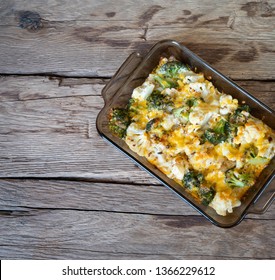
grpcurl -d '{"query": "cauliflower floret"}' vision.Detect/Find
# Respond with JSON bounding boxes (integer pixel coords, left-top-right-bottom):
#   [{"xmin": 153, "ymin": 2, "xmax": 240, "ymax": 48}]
[
  {"xmin": 209, "ymin": 192, "xmax": 241, "ymax": 216},
  {"xmin": 182, "ymin": 73, "xmax": 204, "ymax": 84},
  {"xmin": 188, "ymin": 150, "xmax": 222, "ymax": 171},
  {"xmin": 245, "ymin": 118, "xmax": 266, "ymax": 139},
  {"xmin": 183, "ymin": 143, "xmax": 222, "ymax": 171},
  {"xmin": 161, "ymin": 114, "xmax": 179, "ymax": 130},
  {"xmin": 219, "ymin": 94, "xmax": 238, "ymax": 115},
  {"xmin": 162, "ymin": 87, "xmax": 179, "ymax": 97},
  {"xmin": 147, "ymin": 144, "xmax": 166, "ymax": 164},
  {"xmin": 215, "ymin": 143, "xmax": 243, "ymax": 168},
  {"xmin": 132, "ymin": 81, "xmax": 154, "ymax": 100},
  {"xmin": 146, "ymin": 143, "xmax": 178, "ymax": 177},
  {"xmin": 189, "ymin": 111, "xmax": 212, "ymax": 126},
  {"xmin": 169, "ymin": 156, "xmax": 190, "ymax": 181},
  {"xmin": 234, "ymin": 118, "xmax": 266, "ymax": 144},
  {"xmin": 257, "ymin": 138, "xmax": 275, "ymax": 159},
  {"xmin": 125, "ymin": 123, "xmax": 150, "ymax": 157},
  {"xmin": 188, "ymin": 82, "xmax": 210, "ymax": 98},
  {"xmin": 186, "ymin": 124, "xmax": 201, "ymax": 134}
]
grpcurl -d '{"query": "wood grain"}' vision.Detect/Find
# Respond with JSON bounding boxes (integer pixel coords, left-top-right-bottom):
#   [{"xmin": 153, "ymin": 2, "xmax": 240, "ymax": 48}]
[
  {"xmin": 0, "ymin": 0, "xmax": 274, "ymax": 260},
  {"xmin": 0, "ymin": 0, "xmax": 274, "ymax": 79},
  {"xmin": 0, "ymin": 179, "xmax": 274, "ymax": 218},
  {"xmin": 0, "ymin": 209, "xmax": 274, "ymax": 259},
  {"xmin": 0, "ymin": 76, "xmax": 106, "ymax": 102},
  {"xmin": 0, "ymin": 76, "xmax": 274, "ymax": 181},
  {"xmin": 0, "ymin": 179, "xmax": 197, "ymax": 215}
]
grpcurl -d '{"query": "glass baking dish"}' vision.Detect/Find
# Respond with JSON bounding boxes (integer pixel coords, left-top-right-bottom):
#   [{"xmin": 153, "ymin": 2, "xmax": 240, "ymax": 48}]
[{"xmin": 96, "ymin": 40, "xmax": 275, "ymax": 227}]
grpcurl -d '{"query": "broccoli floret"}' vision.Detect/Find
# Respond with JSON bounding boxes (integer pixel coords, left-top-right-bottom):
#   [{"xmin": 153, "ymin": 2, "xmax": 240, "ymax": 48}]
[
  {"xmin": 172, "ymin": 106, "xmax": 189, "ymax": 123},
  {"xmin": 154, "ymin": 75, "xmax": 177, "ymax": 89},
  {"xmin": 247, "ymin": 157, "xmax": 269, "ymax": 165},
  {"xmin": 172, "ymin": 106, "xmax": 185, "ymax": 117},
  {"xmin": 225, "ymin": 169, "xmax": 253, "ymax": 188},
  {"xmin": 145, "ymin": 118, "xmax": 159, "ymax": 132},
  {"xmin": 109, "ymin": 108, "xmax": 130, "ymax": 138},
  {"xmin": 182, "ymin": 170, "xmax": 215, "ymax": 205},
  {"xmin": 245, "ymin": 145, "xmax": 258, "ymax": 159},
  {"xmin": 157, "ymin": 61, "xmax": 190, "ymax": 78},
  {"xmin": 127, "ymin": 98, "xmax": 138, "ymax": 117},
  {"xmin": 245, "ymin": 145, "xmax": 269, "ymax": 165},
  {"xmin": 229, "ymin": 104, "xmax": 250, "ymax": 126},
  {"xmin": 202, "ymin": 130, "xmax": 218, "ymax": 145},
  {"xmin": 186, "ymin": 97, "xmax": 201, "ymax": 107},
  {"xmin": 237, "ymin": 104, "xmax": 250, "ymax": 113},
  {"xmin": 203, "ymin": 119, "xmax": 230, "ymax": 145},
  {"xmin": 199, "ymin": 186, "xmax": 216, "ymax": 206},
  {"xmin": 146, "ymin": 91, "xmax": 173, "ymax": 110},
  {"xmin": 182, "ymin": 170, "xmax": 204, "ymax": 190},
  {"xmin": 154, "ymin": 60, "xmax": 190, "ymax": 89},
  {"xmin": 214, "ymin": 119, "xmax": 230, "ymax": 134}
]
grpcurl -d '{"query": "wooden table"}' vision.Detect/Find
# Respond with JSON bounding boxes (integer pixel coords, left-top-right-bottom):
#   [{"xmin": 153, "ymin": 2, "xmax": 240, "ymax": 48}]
[{"xmin": 0, "ymin": 0, "xmax": 274, "ymax": 259}]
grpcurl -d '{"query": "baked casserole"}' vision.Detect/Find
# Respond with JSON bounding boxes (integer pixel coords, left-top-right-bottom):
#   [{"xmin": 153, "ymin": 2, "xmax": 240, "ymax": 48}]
[{"xmin": 109, "ymin": 56, "xmax": 275, "ymax": 216}]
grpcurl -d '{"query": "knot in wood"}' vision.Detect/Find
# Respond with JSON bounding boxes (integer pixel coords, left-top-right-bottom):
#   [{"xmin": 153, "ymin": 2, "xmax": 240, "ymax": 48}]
[{"xmin": 16, "ymin": 10, "xmax": 43, "ymax": 31}]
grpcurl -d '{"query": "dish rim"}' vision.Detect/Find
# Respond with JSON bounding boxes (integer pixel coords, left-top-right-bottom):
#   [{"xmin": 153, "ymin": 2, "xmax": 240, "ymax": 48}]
[{"xmin": 96, "ymin": 39, "xmax": 275, "ymax": 227}]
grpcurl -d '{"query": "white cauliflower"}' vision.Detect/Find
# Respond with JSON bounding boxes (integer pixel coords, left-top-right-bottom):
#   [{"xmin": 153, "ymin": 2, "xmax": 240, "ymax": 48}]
[
  {"xmin": 132, "ymin": 81, "xmax": 154, "ymax": 100},
  {"xmin": 189, "ymin": 111, "xmax": 212, "ymax": 126},
  {"xmin": 125, "ymin": 123, "xmax": 150, "ymax": 157},
  {"xmin": 182, "ymin": 73, "xmax": 204, "ymax": 84},
  {"xmin": 161, "ymin": 114, "xmax": 179, "ymax": 130},
  {"xmin": 210, "ymin": 192, "xmax": 241, "ymax": 216},
  {"xmin": 219, "ymin": 94, "xmax": 238, "ymax": 115},
  {"xmin": 188, "ymin": 82, "xmax": 210, "ymax": 98}
]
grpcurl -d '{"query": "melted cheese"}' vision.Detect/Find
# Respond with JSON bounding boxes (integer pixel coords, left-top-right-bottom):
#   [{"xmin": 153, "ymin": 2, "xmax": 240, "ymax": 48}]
[{"xmin": 122, "ymin": 57, "xmax": 275, "ymax": 216}]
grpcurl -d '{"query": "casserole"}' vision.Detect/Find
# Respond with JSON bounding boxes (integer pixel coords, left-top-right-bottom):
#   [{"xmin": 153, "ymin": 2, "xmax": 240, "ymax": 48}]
[{"xmin": 96, "ymin": 40, "xmax": 275, "ymax": 227}]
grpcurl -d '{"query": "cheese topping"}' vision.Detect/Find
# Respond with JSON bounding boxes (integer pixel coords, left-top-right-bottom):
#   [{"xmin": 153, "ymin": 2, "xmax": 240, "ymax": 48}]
[{"xmin": 109, "ymin": 57, "xmax": 275, "ymax": 216}]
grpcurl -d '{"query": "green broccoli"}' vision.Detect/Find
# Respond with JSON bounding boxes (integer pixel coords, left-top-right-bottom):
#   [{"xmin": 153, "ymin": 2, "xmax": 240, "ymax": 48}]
[
  {"xmin": 108, "ymin": 108, "xmax": 130, "ymax": 138},
  {"xmin": 182, "ymin": 170, "xmax": 215, "ymax": 205},
  {"xmin": 245, "ymin": 145, "xmax": 258, "ymax": 159},
  {"xmin": 146, "ymin": 91, "xmax": 173, "ymax": 110},
  {"xmin": 145, "ymin": 118, "xmax": 159, "ymax": 132},
  {"xmin": 245, "ymin": 145, "xmax": 269, "ymax": 165},
  {"xmin": 198, "ymin": 186, "xmax": 216, "ymax": 206},
  {"xmin": 154, "ymin": 60, "xmax": 190, "ymax": 89},
  {"xmin": 225, "ymin": 169, "xmax": 253, "ymax": 188},
  {"xmin": 214, "ymin": 119, "xmax": 230, "ymax": 134},
  {"xmin": 172, "ymin": 106, "xmax": 189, "ymax": 122},
  {"xmin": 157, "ymin": 61, "xmax": 190, "ymax": 78},
  {"xmin": 203, "ymin": 119, "xmax": 230, "ymax": 145},
  {"xmin": 182, "ymin": 170, "xmax": 204, "ymax": 190},
  {"xmin": 186, "ymin": 97, "xmax": 200, "ymax": 107},
  {"xmin": 229, "ymin": 104, "xmax": 250, "ymax": 126},
  {"xmin": 237, "ymin": 104, "xmax": 250, "ymax": 113},
  {"xmin": 154, "ymin": 75, "xmax": 177, "ymax": 89}
]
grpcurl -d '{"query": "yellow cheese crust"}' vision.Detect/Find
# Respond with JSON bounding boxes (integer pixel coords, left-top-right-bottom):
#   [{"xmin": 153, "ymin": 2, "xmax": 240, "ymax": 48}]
[{"xmin": 117, "ymin": 57, "xmax": 275, "ymax": 216}]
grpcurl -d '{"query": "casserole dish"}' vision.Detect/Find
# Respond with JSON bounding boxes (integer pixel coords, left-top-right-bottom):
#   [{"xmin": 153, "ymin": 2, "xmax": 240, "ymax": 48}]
[{"xmin": 96, "ymin": 40, "xmax": 275, "ymax": 227}]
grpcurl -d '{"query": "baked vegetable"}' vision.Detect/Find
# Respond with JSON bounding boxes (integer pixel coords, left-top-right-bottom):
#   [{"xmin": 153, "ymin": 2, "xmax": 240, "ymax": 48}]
[{"xmin": 109, "ymin": 57, "xmax": 275, "ymax": 216}]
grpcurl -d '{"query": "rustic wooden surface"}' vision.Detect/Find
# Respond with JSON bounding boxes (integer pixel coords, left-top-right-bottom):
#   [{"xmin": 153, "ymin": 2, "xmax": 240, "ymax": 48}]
[{"xmin": 0, "ymin": 0, "xmax": 274, "ymax": 259}]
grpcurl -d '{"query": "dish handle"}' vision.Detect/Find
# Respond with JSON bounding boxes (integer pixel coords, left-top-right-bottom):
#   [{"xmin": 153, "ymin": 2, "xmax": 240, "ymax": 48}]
[
  {"xmin": 246, "ymin": 177, "xmax": 275, "ymax": 215},
  {"xmin": 101, "ymin": 52, "xmax": 143, "ymax": 103}
]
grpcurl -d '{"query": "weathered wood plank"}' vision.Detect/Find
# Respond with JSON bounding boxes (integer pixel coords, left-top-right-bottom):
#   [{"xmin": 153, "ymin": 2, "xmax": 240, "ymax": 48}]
[
  {"xmin": 0, "ymin": 179, "xmax": 274, "ymax": 218},
  {"xmin": 0, "ymin": 0, "xmax": 274, "ymax": 79},
  {"xmin": 0, "ymin": 209, "xmax": 274, "ymax": 259},
  {"xmin": 0, "ymin": 76, "xmax": 106, "ymax": 102},
  {"xmin": 0, "ymin": 179, "xmax": 197, "ymax": 216},
  {"xmin": 236, "ymin": 80, "xmax": 275, "ymax": 109},
  {"xmin": 0, "ymin": 94, "xmax": 156, "ymax": 183},
  {"xmin": 1, "ymin": 0, "xmax": 274, "ymax": 24},
  {"xmin": 0, "ymin": 76, "xmax": 274, "ymax": 181},
  {"xmin": 1, "ymin": 76, "xmax": 274, "ymax": 104},
  {"xmin": 0, "ymin": 246, "xmax": 246, "ymax": 260},
  {"xmin": 0, "ymin": 0, "xmax": 274, "ymax": 261}
]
